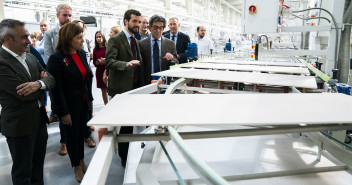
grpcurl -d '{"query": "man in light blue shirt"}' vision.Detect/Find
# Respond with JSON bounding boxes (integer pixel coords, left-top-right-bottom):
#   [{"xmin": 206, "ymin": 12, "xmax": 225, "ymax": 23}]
[
  {"xmin": 35, "ymin": 20, "xmax": 51, "ymax": 64},
  {"xmin": 139, "ymin": 14, "xmax": 178, "ymax": 84}
]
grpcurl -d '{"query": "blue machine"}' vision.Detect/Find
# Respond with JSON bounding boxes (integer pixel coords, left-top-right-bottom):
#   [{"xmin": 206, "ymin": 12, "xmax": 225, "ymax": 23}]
[
  {"xmin": 185, "ymin": 43, "xmax": 198, "ymax": 61},
  {"xmin": 225, "ymin": 39, "xmax": 231, "ymax": 51},
  {"xmin": 336, "ymin": 83, "xmax": 351, "ymax": 95}
]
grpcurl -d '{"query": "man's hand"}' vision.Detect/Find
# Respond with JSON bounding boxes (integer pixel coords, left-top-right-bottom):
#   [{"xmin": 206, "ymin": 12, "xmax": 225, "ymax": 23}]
[
  {"xmin": 163, "ymin": 53, "xmax": 174, "ymax": 60},
  {"xmin": 16, "ymin": 81, "xmax": 41, "ymax": 96},
  {"xmin": 103, "ymin": 70, "xmax": 108, "ymax": 85},
  {"xmin": 62, "ymin": 114, "xmax": 72, "ymax": 125},
  {"xmin": 40, "ymin": 71, "xmax": 48, "ymax": 79},
  {"xmin": 126, "ymin": 60, "xmax": 140, "ymax": 68}
]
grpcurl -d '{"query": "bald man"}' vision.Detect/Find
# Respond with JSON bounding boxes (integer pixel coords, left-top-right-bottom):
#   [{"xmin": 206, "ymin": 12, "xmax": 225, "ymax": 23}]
[{"xmin": 35, "ymin": 20, "xmax": 51, "ymax": 64}]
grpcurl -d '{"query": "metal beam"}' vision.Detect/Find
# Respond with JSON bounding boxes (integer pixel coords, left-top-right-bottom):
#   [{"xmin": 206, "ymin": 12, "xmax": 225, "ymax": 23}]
[{"xmin": 115, "ymin": 124, "xmax": 352, "ymax": 142}]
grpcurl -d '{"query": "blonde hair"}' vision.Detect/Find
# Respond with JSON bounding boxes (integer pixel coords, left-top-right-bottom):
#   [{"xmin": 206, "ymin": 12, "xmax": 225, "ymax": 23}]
[
  {"xmin": 56, "ymin": 4, "xmax": 72, "ymax": 15},
  {"xmin": 30, "ymin": 32, "xmax": 41, "ymax": 39},
  {"xmin": 111, "ymin": 26, "xmax": 122, "ymax": 35}
]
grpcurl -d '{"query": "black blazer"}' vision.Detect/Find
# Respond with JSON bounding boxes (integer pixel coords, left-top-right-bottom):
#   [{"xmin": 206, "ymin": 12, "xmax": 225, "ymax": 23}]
[
  {"xmin": 47, "ymin": 50, "xmax": 93, "ymax": 118},
  {"xmin": 0, "ymin": 48, "xmax": 55, "ymax": 137},
  {"xmin": 162, "ymin": 30, "xmax": 191, "ymax": 64}
]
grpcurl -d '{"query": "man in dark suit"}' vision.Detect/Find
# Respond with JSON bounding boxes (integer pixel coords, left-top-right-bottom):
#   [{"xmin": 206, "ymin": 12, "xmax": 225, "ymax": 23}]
[
  {"xmin": 105, "ymin": 9, "xmax": 143, "ymax": 167},
  {"xmin": 163, "ymin": 17, "xmax": 191, "ymax": 64},
  {"xmin": 140, "ymin": 14, "xmax": 178, "ymax": 84},
  {"xmin": 0, "ymin": 19, "xmax": 55, "ymax": 185}
]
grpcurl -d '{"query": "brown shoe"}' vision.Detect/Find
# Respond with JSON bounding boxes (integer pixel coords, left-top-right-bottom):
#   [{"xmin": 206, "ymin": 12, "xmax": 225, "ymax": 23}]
[
  {"xmin": 74, "ymin": 166, "xmax": 84, "ymax": 183},
  {"xmin": 49, "ymin": 116, "xmax": 59, "ymax": 123},
  {"xmin": 85, "ymin": 137, "xmax": 96, "ymax": 148},
  {"xmin": 80, "ymin": 160, "xmax": 87, "ymax": 174},
  {"xmin": 59, "ymin": 143, "xmax": 67, "ymax": 155},
  {"xmin": 89, "ymin": 126, "xmax": 95, "ymax": 131}
]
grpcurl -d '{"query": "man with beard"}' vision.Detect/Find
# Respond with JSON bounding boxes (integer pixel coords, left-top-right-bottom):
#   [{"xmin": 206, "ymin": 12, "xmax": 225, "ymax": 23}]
[
  {"xmin": 191, "ymin": 26, "xmax": 214, "ymax": 56},
  {"xmin": 105, "ymin": 9, "xmax": 143, "ymax": 167},
  {"xmin": 44, "ymin": 3, "xmax": 72, "ymax": 156}
]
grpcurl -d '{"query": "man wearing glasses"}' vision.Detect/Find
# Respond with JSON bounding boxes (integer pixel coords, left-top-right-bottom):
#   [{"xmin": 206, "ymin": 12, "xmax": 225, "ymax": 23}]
[{"xmin": 139, "ymin": 14, "xmax": 178, "ymax": 84}]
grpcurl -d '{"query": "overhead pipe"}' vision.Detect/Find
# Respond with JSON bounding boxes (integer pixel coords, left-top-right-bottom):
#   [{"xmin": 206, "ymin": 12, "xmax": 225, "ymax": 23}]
[{"xmin": 337, "ymin": 0, "xmax": 352, "ymax": 83}]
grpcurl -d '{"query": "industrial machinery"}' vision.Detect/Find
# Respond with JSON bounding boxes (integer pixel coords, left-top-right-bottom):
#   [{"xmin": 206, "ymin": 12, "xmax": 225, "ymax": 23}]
[{"xmin": 82, "ymin": 0, "xmax": 352, "ymax": 184}]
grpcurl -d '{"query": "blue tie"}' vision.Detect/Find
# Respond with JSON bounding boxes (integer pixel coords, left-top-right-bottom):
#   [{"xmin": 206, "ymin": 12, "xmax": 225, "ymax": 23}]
[{"xmin": 153, "ymin": 39, "xmax": 160, "ymax": 73}]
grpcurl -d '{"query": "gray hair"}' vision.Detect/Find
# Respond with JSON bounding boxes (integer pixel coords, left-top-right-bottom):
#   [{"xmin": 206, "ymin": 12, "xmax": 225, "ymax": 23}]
[
  {"xmin": 149, "ymin": 14, "xmax": 166, "ymax": 28},
  {"xmin": 169, "ymin": 17, "xmax": 179, "ymax": 22},
  {"xmin": 0, "ymin": 19, "xmax": 25, "ymax": 43}
]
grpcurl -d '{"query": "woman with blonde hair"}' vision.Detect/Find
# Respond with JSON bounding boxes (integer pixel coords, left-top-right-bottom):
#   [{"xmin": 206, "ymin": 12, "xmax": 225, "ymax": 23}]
[{"xmin": 103, "ymin": 26, "xmax": 123, "ymax": 85}]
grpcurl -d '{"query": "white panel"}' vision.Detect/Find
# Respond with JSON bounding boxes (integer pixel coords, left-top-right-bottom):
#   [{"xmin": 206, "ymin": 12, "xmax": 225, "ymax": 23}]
[
  {"xmin": 153, "ymin": 68, "xmax": 317, "ymax": 89},
  {"xmin": 201, "ymin": 60, "xmax": 306, "ymax": 67},
  {"xmin": 182, "ymin": 63, "xmax": 310, "ymax": 75},
  {"xmin": 242, "ymin": 0, "xmax": 279, "ymax": 33},
  {"xmin": 88, "ymin": 93, "xmax": 352, "ymax": 126}
]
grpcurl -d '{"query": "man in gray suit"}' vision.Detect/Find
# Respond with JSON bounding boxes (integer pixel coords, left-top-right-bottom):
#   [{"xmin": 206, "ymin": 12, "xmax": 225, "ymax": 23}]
[
  {"xmin": 44, "ymin": 3, "xmax": 72, "ymax": 155},
  {"xmin": 0, "ymin": 19, "xmax": 55, "ymax": 185},
  {"xmin": 139, "ymin": 14, "xmax": 178, "ymax": 84}
]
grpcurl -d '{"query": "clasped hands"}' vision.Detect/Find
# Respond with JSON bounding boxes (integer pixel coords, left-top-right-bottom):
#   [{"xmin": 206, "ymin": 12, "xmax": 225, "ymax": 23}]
[{"xmin": 16, "ymin": 71, "xmax": 47, "ymax": 96}]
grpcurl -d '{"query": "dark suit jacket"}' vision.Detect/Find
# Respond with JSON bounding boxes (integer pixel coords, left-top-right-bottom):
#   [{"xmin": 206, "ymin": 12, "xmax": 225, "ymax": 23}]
[
  {"xmin": 139, "ymin": 36, "xmax": 178, "ymax": 84},
  {"xmin": 105, "ymin": 31, "xmax": 144, "ymax": 96},
  {"xmin": 162, "ymin": 31, "xmax": 191, "ymax": 64},
  {"xmin": 0, "ymin": 47, "xmax": 55, "ymax": 137},
  {"xmin": 47, "ymin": 50, "xmax": 93, "ymax": 118}
]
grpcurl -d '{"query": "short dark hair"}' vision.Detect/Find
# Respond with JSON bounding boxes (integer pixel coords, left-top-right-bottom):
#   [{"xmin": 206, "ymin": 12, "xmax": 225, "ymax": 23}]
[
  {"xmin": 123, "ymin": 9, "xmax": 141, "ymax": 26},
  {"xmin": 0, "ymin": 19, "xmax": 25, "ymax": 43},
  {"xmin": 56, "ymin": 23, "xmax": 83, "ymax": 54},
  {"xmin": 149, "ymin": 14, "xmax": 166, "ymax": 28},
  {"xmin": 197, "ymin": 26, "xmax": 200, "ymax": 32}
]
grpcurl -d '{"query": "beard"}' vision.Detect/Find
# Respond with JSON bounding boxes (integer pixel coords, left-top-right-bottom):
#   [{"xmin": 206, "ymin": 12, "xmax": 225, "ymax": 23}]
[
  {"xmin": 199, "ymin": 34, "xmax": 205, "ymax": 38},
  {"xmin": 128, "ymin": 24, "xmax": 139, "ymax": 34}
]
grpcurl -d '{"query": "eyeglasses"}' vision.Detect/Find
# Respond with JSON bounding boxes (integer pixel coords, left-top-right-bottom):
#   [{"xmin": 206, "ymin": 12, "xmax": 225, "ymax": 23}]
[{"xmin": 152, "ymin": 26, "xmax": 164, "ymax": 31}]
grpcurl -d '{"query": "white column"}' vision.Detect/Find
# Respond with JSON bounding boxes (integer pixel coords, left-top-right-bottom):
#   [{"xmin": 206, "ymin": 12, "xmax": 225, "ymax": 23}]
[
  {"xmin": 0, "ymin": 0, "xmax": 5, "ymax": 21},
  {"xmin": 223, "ymin": 4, "xmax": 229, "ymax": 26},
  {"xmin": 164, "ymin": 0, "xmax": 172, "ymax": 19}
]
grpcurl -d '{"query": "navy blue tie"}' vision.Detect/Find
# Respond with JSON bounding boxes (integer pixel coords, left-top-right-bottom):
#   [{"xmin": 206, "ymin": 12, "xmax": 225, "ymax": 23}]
[{"xmin": 153, "ymin": 39, "xmax": 160, "ymax": 73}]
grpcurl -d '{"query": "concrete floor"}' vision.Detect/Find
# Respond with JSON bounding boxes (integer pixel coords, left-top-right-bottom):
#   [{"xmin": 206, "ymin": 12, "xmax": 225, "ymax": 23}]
[{"xmin": 0, "ymin": 65, "xmax": 125, "ymax": 185}]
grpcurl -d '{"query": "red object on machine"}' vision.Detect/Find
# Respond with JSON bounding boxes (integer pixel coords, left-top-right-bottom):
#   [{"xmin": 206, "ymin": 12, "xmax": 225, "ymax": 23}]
[
  {"xmin": 98, "ymin": 128, "xmax": 108, "ymax": 142},
  {"xmin": 249, "ymin": 5, "xmax": 257, "ymax": 14}
]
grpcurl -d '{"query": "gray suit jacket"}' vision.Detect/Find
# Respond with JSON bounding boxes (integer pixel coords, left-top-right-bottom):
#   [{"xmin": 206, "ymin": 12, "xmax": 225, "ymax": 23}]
[
  {"xmin": 44, "ymin": 25, "xmax": 59, "ymax": 61},
  {"xmin": 139, "ymin": 36, "xmax": 178, "ymax": 84},
  {"xmin": 0, "ymin": 48, "xmax": 55, "ymax": 137},
  {"xmin": 105, "ymin": 31, "xmax": 144, "ymax": 96}
]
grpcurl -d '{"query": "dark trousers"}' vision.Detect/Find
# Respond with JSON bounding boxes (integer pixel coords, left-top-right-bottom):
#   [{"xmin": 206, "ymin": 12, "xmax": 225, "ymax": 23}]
[
  {"xmin": 63, "ymin": 105, "xmax": 89, "ymax": 167},
  {"xmin": 83, "ymin": 108, "xmax": 93, "ymax": 139},
  {"xmin": 49, "ymin": 90, "xmax": 67, "ymax": 144},
  {"xmin": 118, "ymin": 126, "xmax": 134, "ymax": 162},
  {"xmin": 118, "ymin": 82, "xmax": 140, "ymax": 162},
  {"xmin": 6, "ymin": 108, "xmax": 48, "ymax": 185}
]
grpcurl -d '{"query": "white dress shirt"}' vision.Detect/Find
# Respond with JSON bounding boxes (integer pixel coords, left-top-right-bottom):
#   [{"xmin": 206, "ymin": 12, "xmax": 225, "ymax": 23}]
[
  {"xmin": 2, "ymin": 45, "xmax": 46, "ymax": 106},
  {"xmin": 191, "ymin": 37, "xmax": 215, "ymax": 55}
]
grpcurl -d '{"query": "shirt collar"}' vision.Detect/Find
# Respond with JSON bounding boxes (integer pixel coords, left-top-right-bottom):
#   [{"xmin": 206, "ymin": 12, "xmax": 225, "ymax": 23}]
[
  {"xmin": 171, "ymin": 32, "xmax": 178, "ymax": 37},
  {"xmin": 152, "ymin": 36, "xmax": 161, "ymax": 42},
  {"xmin": 123, "ymin": 29, "xmax": 133, "ymax": 38},
  {"xmin": 2, "ymin": 45, "xmax": 26, "ymax": 61}
]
